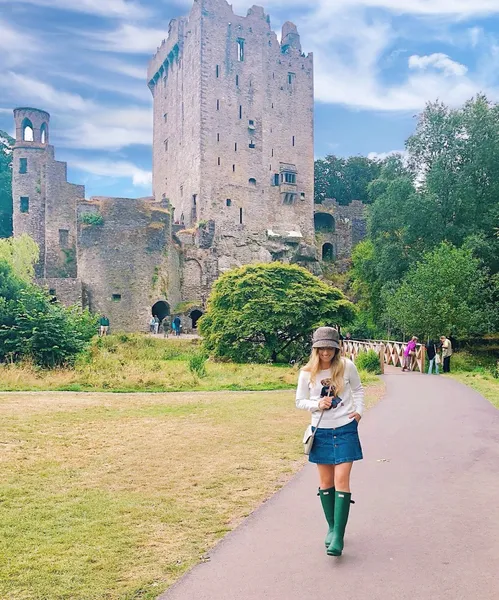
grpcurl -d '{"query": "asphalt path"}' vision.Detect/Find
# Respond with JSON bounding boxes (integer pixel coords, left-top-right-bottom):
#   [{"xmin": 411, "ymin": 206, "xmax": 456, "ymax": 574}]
[{"xmin": 159, "ymin": 368, "xmax": 499, "ymax": 600}]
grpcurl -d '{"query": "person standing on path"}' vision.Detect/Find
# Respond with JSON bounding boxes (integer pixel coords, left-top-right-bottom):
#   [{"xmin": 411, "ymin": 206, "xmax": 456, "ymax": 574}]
[
  {"xmin": 296, "ymin": 327, "xmax": 364, "ymax": 557},
  {"xmin": 426, "ymin": 340, "xmax": 440, "ymax": 375},
  {"xmin": 99, "ymin": 315, "xmax": 109, "ymax": 337},
  {"xmin": 440, "ymin": 335, "xmax": 453, "ymax": 373},
  {"xmin": 402, "ymin": 336, "xmax": 418, "ymax": 371},
  {"xmin": 173, "ymin": 315, "xmax": 181, "ymax": 337}
]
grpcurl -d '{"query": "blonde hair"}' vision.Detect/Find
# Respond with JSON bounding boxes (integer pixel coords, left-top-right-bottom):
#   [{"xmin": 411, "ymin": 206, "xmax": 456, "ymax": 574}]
[{"xmin": 302, "ymin": 347, "xmax": 345, "ymax": 395}]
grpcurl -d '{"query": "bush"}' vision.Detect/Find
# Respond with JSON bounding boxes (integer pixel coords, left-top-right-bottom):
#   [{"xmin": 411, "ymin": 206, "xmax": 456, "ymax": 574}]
[
  {"xmin": 199, "ymin": 263, "xmax": 355, "ymax": 363},
  {"xmin": 0, "ymin": 260, "xmax": 98, "ymax": 367},
  {"xmin": 355, "ymin": 350, "xmax": 382, "ymax": 374},
  {"xmin": 80, "ymin": 213, "xmax": 104, "ymax": 226},
  {"xmin": 189, "ymin": 351, "xmax": 208, "ymax": 378}
]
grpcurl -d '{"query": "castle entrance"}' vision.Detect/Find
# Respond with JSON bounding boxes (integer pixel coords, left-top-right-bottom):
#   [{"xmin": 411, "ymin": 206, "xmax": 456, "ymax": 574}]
[
  {"xmin": 190, "ymin": 309, "xmax": 203, "ymax": 329},
  {"xmin": 152, "ymin": 301, "xmax": 170, "ymax": 321},
  {"xmin": 322, "ymin": 243, "xmax": 335, "ymax": 262}
]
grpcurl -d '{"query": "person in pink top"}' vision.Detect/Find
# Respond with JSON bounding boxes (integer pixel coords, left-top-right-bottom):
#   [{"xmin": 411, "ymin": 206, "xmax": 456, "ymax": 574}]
[{"xmin": 402, "ymin": 336, "xmax": 418, "ymax": 372}]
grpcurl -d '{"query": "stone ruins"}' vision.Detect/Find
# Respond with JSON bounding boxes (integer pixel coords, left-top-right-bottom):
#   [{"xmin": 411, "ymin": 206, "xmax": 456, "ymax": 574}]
[{"xmin": 11, "ymin": 0, "xmax": 366, "ymax": 332}]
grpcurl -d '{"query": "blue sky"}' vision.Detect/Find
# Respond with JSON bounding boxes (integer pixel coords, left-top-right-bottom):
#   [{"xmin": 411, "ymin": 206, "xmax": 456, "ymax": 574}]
[{"xmin": 1, "ymin": 0, "xmax": 499, "ymax": 199}]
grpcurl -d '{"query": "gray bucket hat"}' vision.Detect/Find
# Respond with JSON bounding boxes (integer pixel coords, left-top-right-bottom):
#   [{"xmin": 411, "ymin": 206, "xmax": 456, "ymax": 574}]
[{"xmin": 312, "ymin": 327, "xmax": 341, "ymax": 349}]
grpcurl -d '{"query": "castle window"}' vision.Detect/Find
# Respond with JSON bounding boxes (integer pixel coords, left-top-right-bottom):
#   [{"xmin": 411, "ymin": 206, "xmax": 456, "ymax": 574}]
[
  {"xmin": 22, "ymin": 119, "xmax": 34, "ymax": 142},
  {"xmin": 236, "ymin": 74, "xmax": 239, "ymax": 87},
  {"xmin": 218, "ymin": 157, "xmax": 221, "ymax": 166},
  {"xmin": 164, "ymin": 139, "xmax": 168, "ymax": 151},
  {"xmin": 288, "ymin": 72, "xmax": 296, "ymax": 85},
  {"xmin": 217, "ymin": 133, "xmax": 220, "ymax": 142},
  {"xmin": 292, "ymin": 136, "xmax": 295, "ymax": 147},
  {"xmin": 239, "ymin": 208, "xmax": 243, "ymax": 224},
  {"xmin": 322, "ymin": 243, "xmax": 335, "ymax": 262},
  {"xmin": 249, "ymin": 141, "xmax": 255, "ymax": 149},
  {"xmin": 271, "ymin": 149, "xmax": 274, "ymax": 157},
  {"xmin": 273, "ymin": 174, "xmax": 280, "ymax": 186},
  {"xmin": 192, "ymin": 194, "xmax": 197, "ymax": 206},
  {"xmin": 180, "ymin": 185, "xmax": 183, "ymax": 197},
  {"xmin": 301, "ymin": 192, "xmax": 306, "ymax": 200},
  {"xmin": 239, "ymin": 105, "xmax": 242, "ymax": 119},
  {"xmin": 315, "ymin": 213, "xmax": 335, "ymax": 233},
  {"xmin": 164, "ymin": 113, "xmax": 168, "ymax": 123},
  {"xmin": 248, "ymin": 119, "xmax": 255, "ymax": 130},
  {"xmin": 20, "ymin": 197, "xmax": 29, "ymax": 213},
  {"xmin": 59, "ymin": 229, "xmax": 69, "ymax": 248},
  {"xmin": 216, "ymin": 65, "xmax": 219, "ymax": 78},
  {"xmin": 226, "ymin": 199, "xmax": 232, "ymax": 206},
  {"xmin": 48, "ymin": 289, "xmax": 56, "ymax": 296},
  {"xmin": 233, "ymin": 164, "xmax": 236, "ymax": 172},
  {"xmin": 19, "ymin": 158, "xmax": 27, "ymax": 174},
  {"xmin": 217, "ymin": 99, "xmax": 220, "ymax": 110},
  {"xmin": 237, "ymin": 38, "xmax": 245, "ymax": 62},
  {"xmin": 283, "ymin": 193, "xmax": 297, "ymax": 205},
  {"xmin": 40, "ymin": 123, "xmax": 48, "ymax": 144},
  {"xmin": 235, "ymin": 142, "xmax": 238, "ymax": 152},
  {"xmin": 112, "ymin": 294, "xmax": 122, "ymax": 302},
  {"xmin": 249, "ymin": 178, "xmax": 257, "ymax": 186},
  {"xmin": 282, "ymin": 172, "xmax": 296, "ymax": 184}
]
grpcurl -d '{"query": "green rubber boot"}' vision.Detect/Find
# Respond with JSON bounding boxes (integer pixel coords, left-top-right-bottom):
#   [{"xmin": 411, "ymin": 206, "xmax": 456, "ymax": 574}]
[
  {"xmin": 327, "ymin": 490, "xmax": 352, "ymax": 556},
  {"xmin": 318, "ymin": 487, "xmax": 335, "ymax": 548}
]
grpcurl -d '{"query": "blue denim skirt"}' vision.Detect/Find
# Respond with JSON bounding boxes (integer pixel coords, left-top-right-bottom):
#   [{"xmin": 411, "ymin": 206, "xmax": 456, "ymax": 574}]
[{"xmin": 309, "ymin": 420, "xmax": 363, "ymax": 465}]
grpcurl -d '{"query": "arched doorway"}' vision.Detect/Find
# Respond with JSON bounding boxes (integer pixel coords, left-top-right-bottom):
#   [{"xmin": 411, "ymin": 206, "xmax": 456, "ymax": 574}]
[
  {"xmin": 314, "ymin": 212, "xmax": 335, "ymax": 233},
  {"xmin": 190, "ymin": 309, "xmax": 203, "ymax": 329},
  {"xmin": 152, "ymin": 301, "xmax": 170, "ymax": 321},
  {"xmin": 322, "ymin": 243, "xmax": 335, "ymax": 262}
]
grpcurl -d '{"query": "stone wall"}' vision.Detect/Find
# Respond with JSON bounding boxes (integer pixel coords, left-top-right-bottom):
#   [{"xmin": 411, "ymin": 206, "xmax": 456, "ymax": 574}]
[
  {"xmin": 77, "ymin": 197, "xmax": 170, "ymax": 332},
  {"xmin": 36, "ymin": 278, "xmax": 83, "ymax": 306},
  {"xmin": 314, "ymin": 199, "xmax": 367, "ymax": 260}
]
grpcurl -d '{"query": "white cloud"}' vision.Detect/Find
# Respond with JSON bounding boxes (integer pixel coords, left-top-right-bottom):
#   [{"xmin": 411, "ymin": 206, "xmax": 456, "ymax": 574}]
[
  {"xmin": 368, "ymin": 150, "xmax": 407, "ymax": 162},
  {"xmin": 6, "ymin": 72, "xmax": 97, "ymax": 112},
  {"xmin": 99, "ymin": 58, "xmax": 148, "ymax": 80},
  {"xmin": 0, "ymin": 0, "xmax": 150, "ymax": 19},
  {"xmin": 82, "ymin": 24, "xmax": 169, "ymax": 54},
  {"xmin": 409, "ymin": 53, "xmax": 468, "ymax": 76},
  {"xmin": 71, "ymin": 158, "xmax": 152, "ymax": 187},
  {"xmin": 0, "ymin": 20, "xmax": 44, "ymax": 67}
]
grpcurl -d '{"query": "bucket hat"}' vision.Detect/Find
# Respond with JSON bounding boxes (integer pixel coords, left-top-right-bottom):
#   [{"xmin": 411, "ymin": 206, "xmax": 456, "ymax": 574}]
[{"xmin": 312, "ymin": 327, "xmax": 340, "ymax": 349}]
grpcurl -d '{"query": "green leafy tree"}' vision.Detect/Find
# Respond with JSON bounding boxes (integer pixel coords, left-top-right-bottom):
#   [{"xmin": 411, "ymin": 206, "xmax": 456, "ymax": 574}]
[
  {"xmin": 199, "ymin": 263, "xmax": 356, "ymax": 363},
  {"xmin": 0, "ymin": 234, "xmax": 39, "ymax": 281},
  {"xmin": 0, "ymin": 260, "xmax": 98, "ymax": 366},
  {"xmin": 0, "ymin": 130, "xmax": 14, "ymax": 238},
  {"xmin": 314, "ymin": 155, "xmax": 382, "ymax": 205},
  {"xmin": 385, "ymin": 243, "xmax": 497, "ymax": 339}
]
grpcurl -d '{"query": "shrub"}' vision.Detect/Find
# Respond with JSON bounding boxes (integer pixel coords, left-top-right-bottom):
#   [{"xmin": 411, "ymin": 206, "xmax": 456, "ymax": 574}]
[
  {"xmin": 199, "ymin": 263, "xmax": 355, "ymax": 363},
  {"xmin": 355, "ymin": 350, "xmax": 382, "ymax": 374},
  {"xmin": 189, "ymin": 351, "xmax": 208, "ymax": 378},
  {"xmin": 80, "ymin": 213, "xmax": 104, "ymax": 226}
]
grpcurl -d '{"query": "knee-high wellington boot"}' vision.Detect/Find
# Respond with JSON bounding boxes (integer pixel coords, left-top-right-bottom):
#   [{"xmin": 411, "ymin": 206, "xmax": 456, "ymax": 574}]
[
  {"xmin": 318, "ymin": 487, "xmax": 335, "ymax": 548},
  {"xmin": 327, "ymin": 491, "xmax": 352, "ymax": 556}
]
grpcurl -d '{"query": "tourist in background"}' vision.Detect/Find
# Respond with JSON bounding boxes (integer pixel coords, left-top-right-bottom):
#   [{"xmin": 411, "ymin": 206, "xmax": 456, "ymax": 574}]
[
  {"xmin": 154, "ymin": 316, "xmax": 160, "ymax": 335},
  {"xmin": 440, "ymin": 335, "xmax": 453, "ymax": 373},
  {"xmin": 99, "ymin": 315, "xmax": 109, "ymax": 337},
  {"xmin": 402, "ymin": 336, "xmax": 418, "ymax": 371},
  {"xmin": 426, "ymin": 340, "xmax": 440, "ymax": 375},
  {"xmin": 162, "ymin": 316, "xmax": 171, "ymax": 338},
  {"xmin": 296, "ymin": 327, "xmax": 364, "ymax": 557},
  {"xmin": 173, "ymin": 315, "xmax": 182, "ymax": 337},
  {"xmin": 149, "ymin": 316, "xmax": 156, "ymax": 333}
]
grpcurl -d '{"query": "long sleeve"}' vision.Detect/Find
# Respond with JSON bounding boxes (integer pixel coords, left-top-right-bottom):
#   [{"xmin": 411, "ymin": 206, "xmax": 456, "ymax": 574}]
[
  {"xmin": 348, "ymin": 362, "xmax": 365, "ymax": 416},
  {"xmin": 295, "ymin": 370, "xmax": 320, "ymax": 412}
]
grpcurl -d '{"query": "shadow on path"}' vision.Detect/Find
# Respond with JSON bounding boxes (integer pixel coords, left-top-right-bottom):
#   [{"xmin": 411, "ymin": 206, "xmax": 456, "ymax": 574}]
[{"xmin": 159, "ymin": 370, "xmax": 499, "ymax": 600}]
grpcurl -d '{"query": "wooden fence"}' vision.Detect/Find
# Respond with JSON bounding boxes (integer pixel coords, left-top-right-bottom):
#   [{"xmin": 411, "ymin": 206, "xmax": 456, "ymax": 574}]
[{"xmin": 341, "ymin": 339, "xmax": 426, "ymax": 374}]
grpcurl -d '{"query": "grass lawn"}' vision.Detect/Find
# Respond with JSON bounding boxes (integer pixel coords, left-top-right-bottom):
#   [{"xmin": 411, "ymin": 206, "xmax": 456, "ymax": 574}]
[
  {"xmin": 0, "ymin": 381, "xmax": 384, "ymax": 600},
  {"xmin": 450, "ymin": 372, "xmax": 499, "ymax": 409}
]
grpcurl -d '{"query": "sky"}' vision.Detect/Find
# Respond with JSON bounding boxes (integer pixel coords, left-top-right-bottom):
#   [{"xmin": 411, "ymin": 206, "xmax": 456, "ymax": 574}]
[{"xmin": 2, "ymin": 0, "xmax": 499, "ymax": 199}]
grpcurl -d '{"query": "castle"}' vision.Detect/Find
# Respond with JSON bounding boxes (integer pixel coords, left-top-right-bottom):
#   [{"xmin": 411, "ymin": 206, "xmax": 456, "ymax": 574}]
[{"xmin": 11, "ymin": 0, "xmax": 366, "ymax": 332}]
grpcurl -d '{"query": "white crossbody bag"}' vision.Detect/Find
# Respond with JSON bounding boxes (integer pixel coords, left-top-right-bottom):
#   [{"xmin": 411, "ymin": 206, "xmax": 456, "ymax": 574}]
[{"xmin": 303, "ymin": 410, "xmax": 325, "ymax": 455}]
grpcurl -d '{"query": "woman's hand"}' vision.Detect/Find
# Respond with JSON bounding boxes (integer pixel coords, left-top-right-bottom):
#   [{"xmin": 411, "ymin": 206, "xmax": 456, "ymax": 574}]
[
  {"xmin": 319, "ymin": 398, "xmax": 332, "ymax": 410},
  {"xmin": 349, "ymin": 412, "xmax": 361, "ymax": 423}
]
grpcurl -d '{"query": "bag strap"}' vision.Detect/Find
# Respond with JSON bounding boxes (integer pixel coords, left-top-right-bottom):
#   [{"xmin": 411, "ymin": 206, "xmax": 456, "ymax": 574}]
[{"xmin": 311, "ymin": 383, "xmax": 332, "ymax": 435}]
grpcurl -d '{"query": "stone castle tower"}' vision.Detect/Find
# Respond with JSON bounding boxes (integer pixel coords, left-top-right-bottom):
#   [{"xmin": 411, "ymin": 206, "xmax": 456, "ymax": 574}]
[{"xmin": 147, "ymin": 0, "xmax": 317, "ymax": 305}]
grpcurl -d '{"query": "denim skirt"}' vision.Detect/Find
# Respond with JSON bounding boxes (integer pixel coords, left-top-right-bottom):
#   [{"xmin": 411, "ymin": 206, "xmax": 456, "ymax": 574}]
[{"xmin": 309, "ymin": 420, "xmax": 363, "ymax": 465}]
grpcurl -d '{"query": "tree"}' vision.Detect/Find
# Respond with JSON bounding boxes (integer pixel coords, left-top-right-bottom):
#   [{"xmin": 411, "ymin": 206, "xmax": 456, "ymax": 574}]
[
  {"xmin": 0, "ymin": 260, "xmax": 98, "ymax": 366},
  {"xmin": 0, "ymin": 130, "xmax": 14, "ymax": 238},
  {"xmin": 385, "ymin": 243, "xmax": 497, "ymax": 339},
  {"xmin": 199, "ymin": 263, "xmax": 356, "ymax": 363},
  {"xmin": 314, "ymin": 155, "xmax": 382, "ymax": 205},
  {"xmin": 0, "ymin": 234, "xmax": 39, "ymax": 281}
]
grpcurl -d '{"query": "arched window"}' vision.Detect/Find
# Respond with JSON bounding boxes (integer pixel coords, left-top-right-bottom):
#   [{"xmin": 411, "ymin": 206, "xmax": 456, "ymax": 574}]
[
  {"xmin": 40, "ymin": 122, "xmax": 48, "ymax": 144},
  {"xmin": 314, "ymin": 212, "xmax": 335, "ymax": 233},
  {"xmin": 322, "ymin": 243, "xmax": 335, "ymax": 262},
  {"xmin": 190, "ymin": 309, "xmax": 203, "ymax": 329},
  {"xmin": 22, "ymin": 119, "xmax": 34, "ymax": 142},
  {"xmin": 249, "ymin": 178, "xmax": 257, "ymax": 186}
]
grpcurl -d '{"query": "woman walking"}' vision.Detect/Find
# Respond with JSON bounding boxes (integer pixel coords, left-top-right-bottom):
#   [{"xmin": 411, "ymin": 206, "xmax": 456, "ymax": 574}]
[{"xmin": 296, "ymin": 327, "xmax": 364, "ymax": 556}]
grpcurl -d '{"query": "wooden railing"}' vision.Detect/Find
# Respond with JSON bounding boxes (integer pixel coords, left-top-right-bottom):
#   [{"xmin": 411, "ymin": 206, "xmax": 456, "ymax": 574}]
[{"xmin": 341, "ymin": 339, "xmax": 426, "ymax": 374}]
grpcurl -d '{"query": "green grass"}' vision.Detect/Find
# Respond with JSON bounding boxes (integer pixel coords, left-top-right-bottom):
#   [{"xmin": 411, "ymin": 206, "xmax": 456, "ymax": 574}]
[
  {"xmin": 0, "ymin": 335, "xmax": 379, "ymax": 393},
  {"xmin": 0, "ymin": 381, "xmax": 385, "ymax": 600},
  {"xmin": 450, "ymin": 371, "xmax": 499, "ymax": 409}
]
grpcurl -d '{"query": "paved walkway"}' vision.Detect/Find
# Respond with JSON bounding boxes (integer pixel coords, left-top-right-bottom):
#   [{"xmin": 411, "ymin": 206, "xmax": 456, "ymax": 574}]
[{"xmin": 159, "ymin": 369, "xmax": 499, "ymax": 600}]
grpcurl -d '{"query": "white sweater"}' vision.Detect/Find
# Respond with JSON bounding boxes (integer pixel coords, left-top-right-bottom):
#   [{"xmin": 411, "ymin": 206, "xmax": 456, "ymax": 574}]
[{"xmin": 295, "ymin": 359, "xmax": 365, "ymax": 429}]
